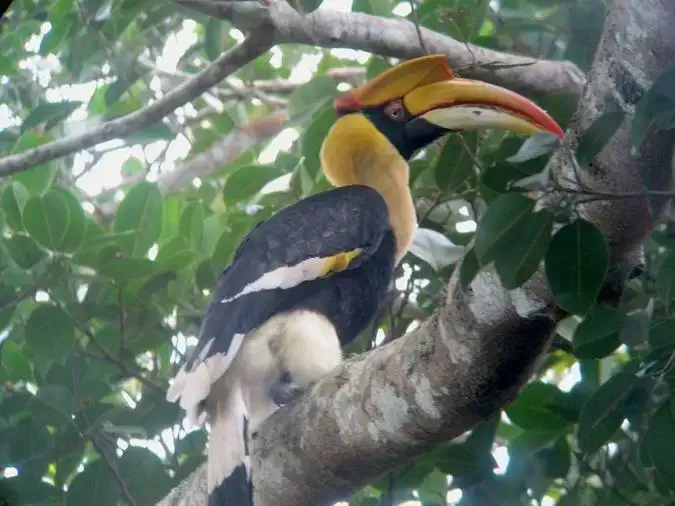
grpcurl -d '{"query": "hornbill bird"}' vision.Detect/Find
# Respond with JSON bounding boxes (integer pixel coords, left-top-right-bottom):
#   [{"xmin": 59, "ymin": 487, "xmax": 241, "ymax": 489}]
[{"xmin": 166, "ymin": 55, "xmax": 564, "ymax": 506}]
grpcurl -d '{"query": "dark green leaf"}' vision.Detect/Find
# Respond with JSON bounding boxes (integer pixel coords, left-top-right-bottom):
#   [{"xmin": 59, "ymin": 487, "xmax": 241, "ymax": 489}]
[
  {"xmin": 433, "ymin": 444, "xmax": 489, "ymax": 476},
  {"xmin": 222, "ymin": 165, "xmax": 283, "ymax": 206},
  {"xmin": 578, "ymin": 373, "xmax": 637, "ymax": 453},
  {"xmin": 118, "ymin": 447, "xmax": 173, "ymax": 504},
  {"xmin": 434, "ymin": 132, "xmax": 477, "ymax": 193},
  {"xmin": 99, "ymin": 258, "xmax": 158, "ymax": 282},
  {"xmin": 506, "ymin": 382, "xmax": 571, "ymax": 432},
  {"xmin": 113, "ymin": 182, "xmax": 163, "ymax": 257},
  {"xmin": 204, "ymin": 18, "xmax": 224, "ymax": 61},
  {"xmin": 31, "ymin": 384, "xmax": 76, "ymax": 426},
  {"xmin": 494, "ymin": 210, "xmax": 553, "ymax": 289},
  {"xmin": 4, "ymin": 233, "xmax": 47, "ymax": 269},
  {"xmin": 648, "ymin": 319, "xmax": 675, "ymax": 350},
  {"xmin": 576, "ymin": 111, "xmax": 625, "ymax": 166},
  {"xmin": 21, "ymin": 101, "xmax": 82, "ymax": 133},
  {"xmin": 545, "ymin": 219, "xmax": 609, "ymax": 314},
  {"xmin": 474, "ymin": 193, "xmax": 534, "ymax": 264},
  {"xmin": 459, "ymin": 248, "xmax": 480, "ymax": 290},
  {"xmin": 296, "ymin": 0, "xmax": 324, "ymax": 13},
  {"xmin": 2, "ymin": 182, "xmax": 29, "ymax": 230},
  {"xmin": 66, "ymin": 460, "xmax": 119, "ymax": 506},
  {"xmin": 0, "ymin": 341, "xmax": 34, "ymax": 383},
  {"xmin": 574, "ymin": 308, "xmax": 623, "ymax": 358},
  {"xmin": 642, "ymin": 403, "xmax": 675, "ymax": 494},
  {"xmin": 633, "ymin": 61, "xmax": 675, "ymax": 147},
  {"xmin": 656, "ymin": 251, "xmax": 675, "ymax": 306},
  {"xmin": 24, "ymin": 305, "xmax": 75, "ymax": 363}
]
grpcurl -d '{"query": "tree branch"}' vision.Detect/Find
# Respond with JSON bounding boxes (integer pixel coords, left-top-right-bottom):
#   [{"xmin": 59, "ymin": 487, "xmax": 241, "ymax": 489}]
[
  {"xmin": 0, "ymin": 30, "xmax": 275, "ymax": 178},
  {"xmin": 174, "ymin": 0, "xmax": 586, "ymax": 97},
  {"xmin": 156, "ymin": 0, "xmax": 675, "ymax": 504},
  {"xmin": 157, "ymin": 110, "xmax": 288, "ymax": 195}
]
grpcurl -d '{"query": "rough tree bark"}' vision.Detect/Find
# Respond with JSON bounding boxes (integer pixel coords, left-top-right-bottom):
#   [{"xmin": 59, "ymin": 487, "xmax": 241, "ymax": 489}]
[{"xmin": 157, "ymin": 0, "xmax": 675, "ymax": 505}]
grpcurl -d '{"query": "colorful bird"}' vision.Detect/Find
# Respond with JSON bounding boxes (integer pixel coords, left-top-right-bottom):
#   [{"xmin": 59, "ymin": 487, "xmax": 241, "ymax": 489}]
[{"xmin": 166, "ymin": 55, "xmax": 564, "ymax": 506}]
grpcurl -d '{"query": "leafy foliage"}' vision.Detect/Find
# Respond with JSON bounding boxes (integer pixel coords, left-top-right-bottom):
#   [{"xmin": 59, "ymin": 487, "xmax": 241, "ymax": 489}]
[{"xmin": 0, "ymin": 1, "xmax": 673, "ymax": 506}]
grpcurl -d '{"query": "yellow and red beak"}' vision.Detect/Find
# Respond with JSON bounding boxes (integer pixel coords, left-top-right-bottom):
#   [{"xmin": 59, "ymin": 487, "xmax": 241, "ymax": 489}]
[{"xmin": 334, "ymin": 55, "xmax": 564, "ymax": 139}]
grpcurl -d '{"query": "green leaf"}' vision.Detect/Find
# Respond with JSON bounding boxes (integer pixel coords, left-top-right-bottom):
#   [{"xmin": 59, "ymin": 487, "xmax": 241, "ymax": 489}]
[
  {"xmin": 179, "ymin": 201, "xmax": 206, "ymax": 251},
  {"xmin": 0, "ymin": 55, "xmax": 17, "ymax": 77},
  {"xmin": 366, "ymin": 55, "xmax": 391, "ymax": 78},
  {"xmin": 31, "ymin": 384, "xmax": 76, "ymax": 426},
  {"xmin": 99, "ymin": 258, "xmax": 158, "ymax": 282},
  {"xmin": 66, "ymin": 460, "xmax": 119, "ymax": 506},
  {"xmin": 159, "ymin": 250, "xmax": 199, "ymax": 272},
  {"xmin": 577, "ymin": 373, "xmax": 637, "ymax": 453},
  {"xmin": 648, "ymin": 319, "xmax": 675, "ymax": 350},
  {"xmin": 9, "ymin": 417, "xmax": 52, "ymax": 476},
  {"xmin": 545, "ymin": 219, "xmax": 609, "ymax": 314},
  {"xmin": 573, "ymin": 308, "xmax": 623, "ymax": 358},
  {"xmin": 204, "ymin": 18, "xmax": 224, "ymax": 61},
  {"xmin": 302, "ymin": 106, "xmax": 337, "ymax": 176},
  {"xmin": 656, "ymin": 251, "xmax": 675, "ymax": 306},
  {"xmin": 642, "ymin": 403, "xmax": 675, "ymax": 494},
  {"xmin": 474, "ymin": 193, "xmax": 534, "ymax": 264},
  {"xmin": 23, "ymin": 188, "xmax": 86, "ymax": 252},
  {"xmin": 121, "ymin": 156, "xmax": 144, "ymax": 175},
  {"xmin": 506, "ymin": 382, "xmax": 571, "ymax": 432},
  {"xmin": 0, "ymin": 340, "xmax": 34, "ymax": 382},
  {"xmin": 212, "ymin": 216, "xmax": 251, "ymax": 269},
  {"xmin": 39, "ymin": 15, "xmax": 74, "ymax": 55},
  {"xmin": 2, "ymin": 182, "xmax": 29, "ymax": 230},
  {"xmin": 118, "ymin": 447, "xmax": 173, "ymax": 504},
  {"xmin": 434, "ymin": 132, "xmax": 477, "ymax": 193},
  {"xmin": 576, "ymin": 111, "xmax": 625, "ymax": 166},
  {"xmin": 295, "ymin": 0, "xmax": 324, "ymax": 13},
  {"xmin": 433, "ymin": 444, "xmax": 489, "ymax": 476},
  {"xmin": 352, "ymin": 0, "xmax": 393, "ymax": 15},
  {"xmin": 4, "ymin": 234, "xmax": 47, "ymax": 269},
  {"xmin": 459, "ymin": 248, "xmax": 480, "ymax": 290},
  {"xmin": 21, "ymin": 101, "xmax": 82, "ymax": 133},
  {"xmin": 24, "ymin": 305, "xmax": 75, "ymax": 363},
  {"xmin": 494, "ymin": 210, "xmax": 553, "ymax": 289},
  {"xmin": 222, "ymin": 165, "xmax": 283, "ymax": 206},
  {"xmin": 632, "ymin": 61, "xmax": 675, "ymax": 147},
  {"xmin": 288, "ymin": 76, "xmax": 339, "ymax": 122},
  {"xmin": 113, "ymin": 182, "xmax": 163, "ymax": 257},
  {"xmin": 123, "ymin": 121, "xmax": 175, "ymax": 144},
  {"xmin": 11, "ymin": 133, "xmax": 58, "ymax": 195}
]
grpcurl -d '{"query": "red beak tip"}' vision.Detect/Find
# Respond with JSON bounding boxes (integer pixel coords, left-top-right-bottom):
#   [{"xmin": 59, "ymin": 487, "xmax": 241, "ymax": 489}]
[{"xmin": 333, "ymin": 91, "xmax": 363, "ymax": 114}]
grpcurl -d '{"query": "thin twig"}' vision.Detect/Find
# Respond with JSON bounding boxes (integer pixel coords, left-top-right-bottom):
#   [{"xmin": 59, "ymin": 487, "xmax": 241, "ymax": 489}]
[{"xmin": 408, "ymin": 0, "xmax": 429, "ymax": 54}]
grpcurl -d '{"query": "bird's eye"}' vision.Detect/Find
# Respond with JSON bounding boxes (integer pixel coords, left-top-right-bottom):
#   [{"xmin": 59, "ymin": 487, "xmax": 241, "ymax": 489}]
[{"xmin": 384, "ymin": 100, "xmax": 407, "ymax": 123}]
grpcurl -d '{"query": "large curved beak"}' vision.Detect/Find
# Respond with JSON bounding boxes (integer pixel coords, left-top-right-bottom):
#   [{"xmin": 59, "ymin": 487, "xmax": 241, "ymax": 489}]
[{"xmin": 335, "ymin": 55, "xmax": 564, "ymax": 140}]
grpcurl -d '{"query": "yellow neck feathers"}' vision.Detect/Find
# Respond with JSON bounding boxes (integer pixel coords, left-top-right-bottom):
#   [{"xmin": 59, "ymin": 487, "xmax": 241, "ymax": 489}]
[{"xmin": 320, "ymin": 114, "xmax": 417, "ymax": 261}]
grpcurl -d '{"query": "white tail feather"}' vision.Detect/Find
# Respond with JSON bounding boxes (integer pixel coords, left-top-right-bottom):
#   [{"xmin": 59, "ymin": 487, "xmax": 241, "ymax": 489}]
[{"xmin": 207, "ymin": 378, "xmax": 249, "ymax": 495}]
